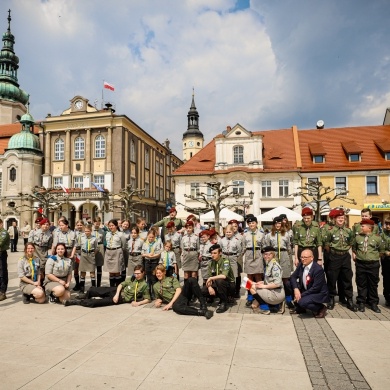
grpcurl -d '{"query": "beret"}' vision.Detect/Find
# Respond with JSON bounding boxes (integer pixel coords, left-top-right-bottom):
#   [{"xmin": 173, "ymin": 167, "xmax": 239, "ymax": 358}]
[
  {"xmin": 279, "ymin": 214, "xmax": 287, "ymax": 219},
  {"xmin": 246, "ymin": 215, "xmax": 257, "ymax": 223},
  {"xmin": 302, "ymin": 207, "xmax": 314, "ymax": 216},
  {"xmin": 273, "ymin": 216, "xmax": 283, "ymax": 224},
  {"xmin": 199, "ymin": 230, "xmax": 210, "ymax": 237},
  {"xmin": 166, "ymin": 221, "xmax": 175, "ymax": 228},
  {"xmin": 209, "ymin": 244, "xmax": 221, "ymax": 253},
  {"xmin": 185, "ymin": 220, "xmax": 194, "ymax": 227},
  {"xmin": 261, "ymin": 246, "xmax": 275, "ymax": 254},
  {"xmin": 186, "ymin": 214, "xmax": 195, "ymax": 220},
  {"xmin": 228, "ymin": 219, "xmax": 239, "ymax": 225},
  {"xmin": 35, "ymin": 217, "xmax": 43, "ymax": 223},
  {"xmin": 40, "ymin": 218, "xmax": 50, "ymax": 225},
  {"xmin": 169, "ymin": 207, "xmax": 176, "ymax": 213},
  {"xmin": 360, "ymin": 219, "xmax": 375, "ymax": 225},
  {"xmin": 208, "ymin": 229, "xmax": 218, "ymax": 237},
  {"xmin": 332, "ymin": 209, "xmax": 345, "ymax": 217}
]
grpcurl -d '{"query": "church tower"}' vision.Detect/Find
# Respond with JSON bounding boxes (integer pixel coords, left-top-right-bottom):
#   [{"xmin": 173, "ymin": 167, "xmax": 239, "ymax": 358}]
[
  {"xmin": 0, "ymin": 10, "xmax": 28, "ymax": 125},
  {"xmin": 182, "ymin": 90, "xmax": 203, "ymax": 161}
]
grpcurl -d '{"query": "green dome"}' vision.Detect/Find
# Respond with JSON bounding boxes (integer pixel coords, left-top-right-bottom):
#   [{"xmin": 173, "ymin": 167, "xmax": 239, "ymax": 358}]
[
  {"xmin": 8, "ymin": 131, "xmax": 41, "ymax": 152},
  {"xmin": 0, "ymin": 82, "xmax": 28, "ymax": 104}
]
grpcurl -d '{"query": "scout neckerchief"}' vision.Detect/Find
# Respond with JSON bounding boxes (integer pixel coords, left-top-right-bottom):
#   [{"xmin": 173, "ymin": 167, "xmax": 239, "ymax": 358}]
[
  {"xmin": 134, "ymin": 280, "xmax": 138, "ymax": 302},
  {"xmin": 363, "ymin": 235, "xmax": 368, "ymax": 253},
  {"xmin": 148, "ymin": 239, "xmax": 155, "ymax": 254},
  {"xmin": 276, "ymin": 231, "xmax": 281, "ymax": 260},
  {"xmin": 339, "ymin": 226, "xmax": 345, "ymax": 246},
  {"xmin": 305, "ymin": 225, "xmax": 311, "ymax": 244},
  {"xmin": 28, "ymin": 257, "xmax": 38, "ymax": 282},
  {"xmin": 252, "ymin": 230, "xmax": 256, "ymax": 257},
  {"xmin": 164, "ymin": 251, "xmax": 169, "ymax": 270}
]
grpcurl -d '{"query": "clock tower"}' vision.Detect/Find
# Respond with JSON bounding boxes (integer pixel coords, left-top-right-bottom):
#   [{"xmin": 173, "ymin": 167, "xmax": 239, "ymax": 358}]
[{"xmin": 182, "ymin": 90, "xmax": 203, "ymax": 161}]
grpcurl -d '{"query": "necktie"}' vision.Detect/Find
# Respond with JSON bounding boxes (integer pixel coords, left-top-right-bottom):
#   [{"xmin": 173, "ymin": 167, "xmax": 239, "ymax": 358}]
[
  {"xmin": 252, "ymin": 232, "xmax": 256, "ymax": 257},
  {"xmin": 303, "ymin": 266, "xmax": 309, "ymax": 289},
  {"xmin": 110, "ymin": 232, "xmax": 115, "ymax": 247},
  {"xmin": 277, "ymin": 231, "xmax": 280, "ymax": 260},
  {"xmin": 339, "ymin": 228, "xmax": 345, "ymax": 246},
  {"xmin": 305, "ymin": 227, "xmax": 310, "ymax": 244},
  {"xmin": 165, "ymin": 252, "xmax": 169, "ymax": 269},
  {"xmin": 131, "ymin": 240, "xmax": 135, "ymax": 253}
]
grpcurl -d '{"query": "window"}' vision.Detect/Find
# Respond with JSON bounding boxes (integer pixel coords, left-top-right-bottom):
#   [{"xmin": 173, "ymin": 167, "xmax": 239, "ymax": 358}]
[
  {"xmin": 54, "ymin": 139, "xmax": 64, "ymax": 160},
  {"xmin": 9, "ymin": 167, "xmax": 16, "ymax": 182},
  {"xmin": 160, "ymin": 188, "xmax": 163, "ymax": 201},
  {"xmin": 232, "ymin": 180, "xmax": 244, "ymax": 196},
  {"xmin": 279, "ymin": 180, "xmax": 289, "ymax": 197},
  {"xmin": 74, "ymin": 137, "xmax": 85, "ymax": 159},
  {"xmin": 53, "ymin": 177, "xmax": 63, "ymax": 188},
  {"xmin": 166, "ymin": 176, "xmax": 170, "ymax": 190},
  {"xmin": 190, "ymin": 183, "xmax": 200, "ymax": 197},
  {"xmin": 335, "ymin": 177, "xmax": 347, "ymax": 195},
  {"xmin": 313, "ymin": 155, "xmax": 324, "ymax": 163},
  {"xmin": 94, "ymin": 175, "xmax": 105, "ymax": 188},
  {"xmin": 145, "ymin": 182, "xmax": 150, "ymax": 197},
  {"xmin": 308, "ymin": 177, "xmax": 319, "ymax": 184},
  {"xmin": 207, "ymin": 186, "xmax": 215, "ymax": 199},
  {"xmin": 95, "ymin": 135, "xmax": 105, "ymax": 158},
  {"xmin": 130, "ymin": 140, "xmax": 136, "ymax": 162},
  {"xmin": 233, "ymin": 146, "xmax": 244, "ymax": 164},
  {"xmin": 130, "ymin": 177, "xmax": 136, "ymax": 188},
  {"xmin": 160, "ymin": 162, "xmax": 163, "ymax": 176},
  {"xmin": 386, "ymin": 152, "xmax": 390, "ymax": 160},
  {"xmin": 73, "ymin": 176, "xmax": 83, "ymax": 189},
  {"xmin": 366, "ymin": 176, "xmax": 378, "ymax": 195},
  {"xmin": 156, "ymin": 186, "xmax": 159, "ymax": 200},
  {"xmin": 262, "ymin": 181, "xmax": 271, "ymax": 198},
  {"xmin": 145, "ymin": 149, "xmax": 149, "ymax": 169},
  {"xmin": 349, "ymin": 153, "xmax": 360, "ymax": 162}
]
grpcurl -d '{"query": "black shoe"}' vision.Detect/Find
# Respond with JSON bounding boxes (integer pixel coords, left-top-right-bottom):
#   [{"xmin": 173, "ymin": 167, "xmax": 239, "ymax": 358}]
[
  {"xmin": 216, "ymin": 303, "xmax": 229, "ymax": 313},
  {"xmin": 198, "ymin": 309, "xmax": 213, "ymax": 319},
  {"xmin": 234, "ymin": 292, "xmax": 241, "ymax": 299},
  {"xmin": 206, "ymin": 297, "xmax": 214, "ymax": 304},
  {"xmin": 370, "ymin": 304, "xmax": 381, "ymax": 313},
  {"xmin": 346, "ymin": 299, "xmax": 358, "ymax": 312},
  {"xmin": 199, "ymin": 301, "xmax": 208, "ymax": 311},
  {"xmin": 339, "ymin": 297, "xmax": 348, "ymax": 305},
  {"xmin": 22, "ymin": 294, "xmax": 30, "ymax": 304},
  {"xmin": 63, "ymin": 299, "xmax": 82, "ymax": 307},
  {"xmin": 327, "ymin": 297, "xmax": 335, "ymax": 310},
  {"xmin": 286, "ymin": 301, "xmax": 295, "ymax": 310},
  {"xmin": 358, "ymin": 303, "xmax": 365, "ymax": 312},
  {"xmin": 385, "ymin": 301, "xmax": 390, "ymax": 307},
  {"xmin": 245, "ymin": 300, "xmax": 253, "ymax": 307},
  {"xmin": 72, "ymin": 284, "xmax": 81, "ymax": 292}
]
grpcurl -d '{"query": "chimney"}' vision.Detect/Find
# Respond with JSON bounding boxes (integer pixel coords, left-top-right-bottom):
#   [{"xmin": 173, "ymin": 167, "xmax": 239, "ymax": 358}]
[{"xmin": 227, "ymin": 126, "xmax": 231, "ymax": 132}]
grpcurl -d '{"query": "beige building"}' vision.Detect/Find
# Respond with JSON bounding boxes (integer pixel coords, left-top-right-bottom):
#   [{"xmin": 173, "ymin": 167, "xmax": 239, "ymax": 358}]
[{"xmin": 40, "ymin": 96, "xmax": 181, "ymax": 226}]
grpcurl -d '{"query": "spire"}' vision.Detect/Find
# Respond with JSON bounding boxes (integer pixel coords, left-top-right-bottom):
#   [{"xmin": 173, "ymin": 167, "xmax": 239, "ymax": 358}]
[
  {"xmin": 0, "ymin": 9, "xmax": 29, "ymax": 105},
  {"xmin": 183, "ymin": 88, "xmax": 203, "ymax": 140}
]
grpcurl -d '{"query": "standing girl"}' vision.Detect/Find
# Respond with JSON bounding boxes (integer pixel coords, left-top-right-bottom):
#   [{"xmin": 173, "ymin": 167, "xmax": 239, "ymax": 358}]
[
  {"xmin": 73, "ymin": 220, "xmax": 85, "ymax": 291},
  {"xmin": 120, "ymin": 219, "xmax": 131, "ymax": 282},
  {"xmin": 127, "ymin": 226, "xmax": 144, "ymax": 276},
  {"xmin": 180, "ymin": 221, "xmax": 199, "ymax": 280},
  {"xmin": 142, "ymin": 229, "xmax": 162, "ymax": 298},
  {"xmin": 92, "ymin": 217, "xmax": 105, "ymax": 287}
]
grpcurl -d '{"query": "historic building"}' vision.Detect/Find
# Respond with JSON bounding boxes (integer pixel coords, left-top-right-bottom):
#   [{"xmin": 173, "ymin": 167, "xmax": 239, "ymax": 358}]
[{"xmin": 40, "ymin": 96, "xmax": 181, "ymax": 225}]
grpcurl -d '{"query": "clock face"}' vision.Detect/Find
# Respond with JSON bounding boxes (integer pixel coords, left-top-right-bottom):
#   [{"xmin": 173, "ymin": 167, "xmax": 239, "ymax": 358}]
[
  {"xmin": 74, "ymin": 100, "xmax": 83, "ymax": 110},
  {"xmin": 188, "ymin": 141, "xmax": 194, "ymax": 147}
]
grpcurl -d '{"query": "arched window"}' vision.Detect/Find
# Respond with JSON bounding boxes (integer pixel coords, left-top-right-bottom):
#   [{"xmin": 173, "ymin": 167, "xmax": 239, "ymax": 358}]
[
  {"xmin": 9, "ymin": 167, "xmax": 16, "ymax": 182},
  {"xmin": 145, "ymin": 149, "xmax": 149, "ymax": 169},
  {"xmin": 54, "ymin": 138, "xmax": 64, "ymax": 160},
  {"xmin": 130, "ymin": 140, "xmax": 135, "ymax": 161},
  {"xmin": 233, "ymin": 146, "xmax": 244, "ymax": 164},
  {"xmin": 95, "ymin": 135, "xmax": 105, "ymax": 158},
  {"xmin": 74, "ymin": 137, "xmax": 85, "ymax": 159}
]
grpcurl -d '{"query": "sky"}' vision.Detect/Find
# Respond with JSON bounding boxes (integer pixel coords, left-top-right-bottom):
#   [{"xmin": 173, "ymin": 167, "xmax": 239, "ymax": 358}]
[{"xmin": 1, "ymin": 0, "xmax": 390, "ymax": 158}]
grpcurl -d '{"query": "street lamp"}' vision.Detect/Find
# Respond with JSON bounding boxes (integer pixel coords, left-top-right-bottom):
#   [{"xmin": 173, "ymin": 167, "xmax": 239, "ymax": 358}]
[{"xmin": 236, "ymin": 190, "xmax": 254, "ymax": 228}]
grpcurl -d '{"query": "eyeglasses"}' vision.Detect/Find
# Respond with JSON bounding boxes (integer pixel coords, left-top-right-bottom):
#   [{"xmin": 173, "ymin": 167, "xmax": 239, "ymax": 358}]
[{"xmin": 300, "ymin": 256, "xmax": 313, "ymax": 259}]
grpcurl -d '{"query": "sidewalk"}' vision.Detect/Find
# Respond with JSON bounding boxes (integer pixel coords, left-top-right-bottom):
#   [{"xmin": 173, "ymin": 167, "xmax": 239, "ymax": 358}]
[{"xmin": 1, "ymin": 250, "xmax": 389, "ymax": 389}]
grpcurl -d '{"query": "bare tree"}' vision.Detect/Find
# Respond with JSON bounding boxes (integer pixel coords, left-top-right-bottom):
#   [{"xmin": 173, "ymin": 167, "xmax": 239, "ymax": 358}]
[
  {"xmin": 110, "ymin": 184, "xmax": 145, "ymax": 221},
  {"xmin": 182, "ymin": 181, "xmax": 240, "ymax": 232},
  {"xmin": 290, "ymin": 180, "xmax": 357, "ymax": 221}
]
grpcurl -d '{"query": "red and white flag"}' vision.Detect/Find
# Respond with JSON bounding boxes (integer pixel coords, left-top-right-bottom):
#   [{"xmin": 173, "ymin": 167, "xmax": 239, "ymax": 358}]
[
  {"xmin": 103, "ymin": 81, "xmax": 115, "ymax": 91},
  {"xmin": 60, "ymin": 185, "xmax": 70, "ymax": 194},
  {"xmin": 241, "ymin": 276, "xmax": 252, "ymax": 290}
]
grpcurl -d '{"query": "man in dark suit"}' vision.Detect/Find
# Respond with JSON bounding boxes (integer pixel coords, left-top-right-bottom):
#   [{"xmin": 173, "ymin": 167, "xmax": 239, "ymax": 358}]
[{"xmin": 290, "ymin": 249, "xmax": 329, "ymax": 318}]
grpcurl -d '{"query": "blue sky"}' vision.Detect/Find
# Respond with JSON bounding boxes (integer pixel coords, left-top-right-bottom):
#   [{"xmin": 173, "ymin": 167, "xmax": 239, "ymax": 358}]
[{"xmin": 1, "ymin": 0, "xmax": 389, "ymax": 158}]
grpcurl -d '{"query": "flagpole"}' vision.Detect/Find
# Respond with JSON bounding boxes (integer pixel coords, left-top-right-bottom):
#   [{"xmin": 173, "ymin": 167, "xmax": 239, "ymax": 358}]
[{"xmin": 101, "ymin": 79, "xmax": 104, "ymax": 109}]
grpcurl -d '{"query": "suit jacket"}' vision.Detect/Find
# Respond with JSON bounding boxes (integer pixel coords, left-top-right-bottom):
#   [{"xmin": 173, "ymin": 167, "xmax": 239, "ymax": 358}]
[{"xmin": 290, "ymin": 261, "xmax": 328, "ymax": 304}]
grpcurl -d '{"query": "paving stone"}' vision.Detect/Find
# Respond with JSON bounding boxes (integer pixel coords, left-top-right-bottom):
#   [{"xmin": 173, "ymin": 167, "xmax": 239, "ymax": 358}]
[
  {"xmin": 309, "ymin": 371, "xmax": 325, "ymax": 380},
  {"xmin": 352, "ymin": 381, "xmax": 371, "ymax": 389},
  {"xmin": 311, "ymin": 377, "xmax": 328, "ymax": 386}
]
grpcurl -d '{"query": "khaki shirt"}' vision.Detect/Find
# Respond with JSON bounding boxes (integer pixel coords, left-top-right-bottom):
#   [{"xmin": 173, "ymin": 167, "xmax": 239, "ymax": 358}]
[
  {"xmin": 142, "ymin": 239, "xmax": 163, "ymax": 257},
  {"xmin": 159, "ymin": 250, "xmax": 177, "ymax": 268},
  {"xmin": 28, "ymin": 229, "xmax": 53, "ymax": 249},
  {"xmin": 92, "ymin": 227, "xmax": 105, "ymax": 244},
  {"xmin": 121, "ymin": 278, "xmax": 150, "ymax": 302},
  {"xmin": 45, "ymin": 256, "xmax": 72, "ymax": 278},
  {"xmin": 52, "ymin": 229, "xmax": 77, "ymax": 249},
  {"xmin": 352, "ymin": 233, "xmax": 384, "ymax": 261},
  {"xmin": 293, "ymin": 224, "xmax": 322, "ymax": 247},
  {"xmin": 80, "ymin": 234, "xmax": 98, "ymax": 252},
  {"xmin": 181, "ymin": 233, "xmax": 200, "ymax": 252},
  {"xmin": 105, "ymin": 231, "xmax": 127, "ymax": 249},
  {"xmin": 165, "ymin": 231, "xmax": 181, "ymax": 249},
  {"xmin": 18, "ymin": 256, "xmax": 40, "ymax": 280},
  {"xmin": 153, "ymin": 276, "xmax": 181, "ymax": 303},
  {"xmin": 208, "ymin": 256, "xmax": 235, "ymax": 283},
  {"xmin": 264, "ymin": 259, "xmax": 283, "ymax": 286},
  {"xmin": 127, "ymin": 237, "xmax": 144, "ymax": 254}
]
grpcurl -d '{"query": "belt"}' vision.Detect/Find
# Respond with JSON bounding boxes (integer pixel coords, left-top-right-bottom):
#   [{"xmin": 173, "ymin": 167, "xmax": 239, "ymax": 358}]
[
  {"xmin": 65, "ymin": 246, "xmax": 73, "ymax": 250},
  {"xmin": 274, "ymin": 248, "xmax": 287, "ymax": 251},
  {"xmin": 98, "ymin": 242, "xmax": 103, "ymax": 244},
  {"xmin": 173, "ymin": 246, "xmax": 180, "ymax": 249},
  {"xmin": 330, "ymin": 248, "xmax": 349, "ymax": 255},
  {"xmin": 246, "ymin": 247, "xmax": 260, "ymax": 251},
  {"xmin": 184, "ymin": 248, "xmax": 197, "ymax": 252},
  {"xmin": 38, "ymin": 245, "xmax": 48, "ymax": 248},
  {"xmin": 130, "ymin": 252, "xmax": 141, "ymax": 256},
  {"xmin": 223, "ymin": 252, "xmax": 238, "ymax": 256},
  {"xmin": 106, "ymin": 247, "xmax": 121, "ymax": 250},
  {"xmin": 82, "ymin": 250, "xmax": 95, "ymax": 254}
]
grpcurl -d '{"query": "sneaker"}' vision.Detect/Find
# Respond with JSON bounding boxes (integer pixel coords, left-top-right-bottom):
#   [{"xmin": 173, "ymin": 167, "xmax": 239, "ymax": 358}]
[
  {"xmin": 259, "ymin": 309, "xmax": 271, "ymax": 315},
  {"xmin": 49, "ymin": 293, "xmax": 59, "ymax": 304},
  {"xmin": 23, "ymin": 294, "xmax": 31, "ymax": 304}
]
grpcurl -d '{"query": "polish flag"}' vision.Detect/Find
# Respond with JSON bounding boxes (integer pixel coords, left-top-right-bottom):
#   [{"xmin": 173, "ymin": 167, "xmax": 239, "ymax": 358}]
[
  {"xmin": 104, "ymin": 81, "xmax": 115, "ymax": 91},
  {"xmin": 60, "ymin": 185, "xmax": 70, "ymax": 194},
  {"xmin": 241, "ymin": 276, "xmax": 252, "ymax": 290},
  {"xmin": 75, "ymin": 254, "xmax": 80, "ymax": 264},
  {"xmin": 37, "ymin": 207, "xmax": 43, "ymax": 214}
]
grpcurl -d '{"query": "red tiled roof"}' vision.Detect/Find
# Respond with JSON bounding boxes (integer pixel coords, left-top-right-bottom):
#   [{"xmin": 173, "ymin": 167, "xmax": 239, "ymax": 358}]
[
  {"xmin": 309, "ymin": 143, "xmax": 327, "ymax": 156},
  {"xmin": 299, "ymin": 125, "xmax": 390, "ymax": 172}
]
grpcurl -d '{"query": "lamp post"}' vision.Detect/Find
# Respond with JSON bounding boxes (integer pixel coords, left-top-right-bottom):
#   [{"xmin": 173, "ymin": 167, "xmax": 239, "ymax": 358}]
[{"xmin": 237, "ymin": 190, "xmax": 254, "ymax": 228}]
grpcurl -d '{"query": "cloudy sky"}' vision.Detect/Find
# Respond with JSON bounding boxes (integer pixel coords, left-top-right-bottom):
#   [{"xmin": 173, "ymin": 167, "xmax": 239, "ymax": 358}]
[{"xmin": 1, "ymin": 0, "xmax": 389, "ymax": 157}]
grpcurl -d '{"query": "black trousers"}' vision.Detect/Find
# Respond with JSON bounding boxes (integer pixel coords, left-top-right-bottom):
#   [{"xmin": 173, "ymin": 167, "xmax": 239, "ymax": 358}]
[
  {"xmin": 355, "ymin": 260, "xmax": 380, "ymax": 305},
  {"xmin": 144, "ymin": 259, "xmax": 159, "ymax": 297},
  {"xmin": 172, "ymin": 277, "xmax": 205, "ymax": 316},
  {"xmin": 201, "ymin": 279, "xmax": 235, "ymax": 303},
  {"xmin": 326, "ymin": 251, "xmax": 353, "ymax": 300},
  {"xmin": 381, "ymin": 256, "xmax": 390, "ymax": 302},
  {"xmin": 0, "ymin": 251, "xmax": 8, "ymax": 293},
  {"xmin": 10, "ymin": 238, "xmax": 18, "ymax": 252},
  {"xmin": 298, "ymin": 246, "xmax": 319, "ymax": 262},
  {"xmin": 80, "ymin": 286, "xmax": 124, "ymax": 308}
]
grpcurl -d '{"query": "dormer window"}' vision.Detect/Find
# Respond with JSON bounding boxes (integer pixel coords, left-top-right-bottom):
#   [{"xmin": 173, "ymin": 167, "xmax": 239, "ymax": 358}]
[
  {"xmin": 313, "ymin": 155, "xmax": 325, "ymax": 163},
  {"xmin": 233, "ymin": 146, "xmax": 244, "ymax": 164},
  {"xmin": 309, "ymin": 143, "xmax": 326, "ymax": 164},
  {"xmin": 386, "ymin": 152, "xmax": 390, "ymax": 160},
  {"xmin": 349, "ymin": 153, "xmax": 360, "ymax": 162},
  {"xmin": 342, "ymin": 141, "xmax": 362, "ymax": 163},
  {"xmin": 373, "ymin": 139, "xmax": 390, "ymax": 160}
]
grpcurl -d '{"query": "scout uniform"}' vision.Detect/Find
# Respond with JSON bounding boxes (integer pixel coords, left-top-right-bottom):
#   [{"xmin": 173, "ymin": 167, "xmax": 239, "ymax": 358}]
[
  {"xmin": 381, "ymin": 228, "xmax": 390, "ymax": 306},
  {"xmin": 352, "ymin": 221, "xmax": 379, "ymax": 236},
  {"xmin": 199, "ymin": 233, "xmax": 212, "ymax": 281},
  {"xmin": 44, "ymin": 255, "xmax": 72, "ymax": 293},
  {"xmin": 28, "ymin": 227, "xmax": 53, "ymax": 269},
  {"xmin": 180, "ymin": 231, "xmax": 199, "ymax": 272},
  {"xmin": 153, "ymin": 275, "xmax": 181, "ymax": 303},
  {"xmin": 105, "ymin": 230, "xmax": 127, "ymax": 276},
  {"xmin": 142, "ymin": 237, "xmax": 163, "ymax": 297},
  {"xmin": 18, "ymin": 255, "xmax": 40, "ymax": 295},
  {"xmin": 221, "ymin": 234, "xmax": 242, "ymax": 278},
  {"xmin": 153, "ymin": 208, "xmax": 184, "ymax": 238},
  {"xmin": 322, "ymin": 210, "xmax": 356, "ymax": 310},
  {"xmin": 79, "ymin": 233, "xmax": 98, "ymax": 273},
  {"xmin": 352, "ymin": 220, "xmax": 384, "ymax": 312},
  {"xmin": 255, "ymin": 256, "xmax": 285, "ymax": 305},
  {"xmin": 127, "ymin": 235, "xmax": 144, "ymax": 276},
  {"xmin": 0, "ymin": 226, "xmax": 10, "ymax": 299},
  {"xmin": 265, "ymin": 231, "xmax": 292, "ymax": 278},
  {"xmin": 243, "ymin": 227, "xmax": 264, "ymax": 274},
  {"xmin": 92, "ymin": 225, "xmax": 105, "ymax": 286},
  {"xmin": 165, "ymin": 230, "xmax": 182, "ymax": 270},
  {"xmin": 159, "ymin": 249, "xmax": 177, "ymax": 276},
  {"xmin": 293, "ymin": 208, "xmax": 322, "ymax": 262},
  {"xmin": 52, "ymin": 229, "xmax": 77, "ymax": 256}
]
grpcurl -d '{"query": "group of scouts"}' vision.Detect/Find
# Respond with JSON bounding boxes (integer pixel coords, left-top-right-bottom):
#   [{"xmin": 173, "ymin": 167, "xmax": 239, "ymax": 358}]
[{"xmin": 7, "ymin": 204, "xmax": 390, "ymax": 319}]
